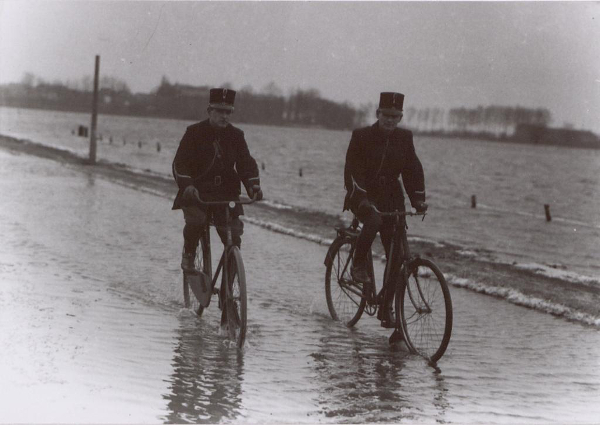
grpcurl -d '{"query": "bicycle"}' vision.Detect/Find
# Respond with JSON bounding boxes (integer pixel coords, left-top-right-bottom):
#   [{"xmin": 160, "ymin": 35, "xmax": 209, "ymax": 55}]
[
  {"xmin": 182, "ymin": 194, "xmax": 258, "ymax": 349},
  {"xmin": 324, "ymin": 207, "xmax": 453, "ymax": 363}
]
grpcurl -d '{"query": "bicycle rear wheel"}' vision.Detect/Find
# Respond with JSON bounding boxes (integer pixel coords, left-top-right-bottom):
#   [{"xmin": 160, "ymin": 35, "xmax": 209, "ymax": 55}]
[
  {"xmin": 183, "ymin": 233, "xmax": 210, "ymax": 316},
  {"xmin": 325, "ymin": 237, "xmax": 366, "ymax": 327},
  {"xmin": 397, "ymin": 258, "xmax": 452, "ymax": 362},
  {"xmin": 224, "ymin": 246, "xmax": 247, "ymax": 348}
]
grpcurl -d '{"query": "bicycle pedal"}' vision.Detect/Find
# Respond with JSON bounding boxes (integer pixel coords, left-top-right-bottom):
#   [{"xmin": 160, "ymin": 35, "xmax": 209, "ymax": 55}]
[{"xmin": 364, "ymin": 304, "xmax": 377, "ymax": 316}]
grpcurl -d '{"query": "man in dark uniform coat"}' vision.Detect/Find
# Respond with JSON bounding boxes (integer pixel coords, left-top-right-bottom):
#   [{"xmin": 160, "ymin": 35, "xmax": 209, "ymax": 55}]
[
  {"xmin": 172, "ymin": 88, "xmax": 262, "ymax": 271},
  {"xmin": 344, "ymin": 91, "xmax": 427, "ymax": 297}
]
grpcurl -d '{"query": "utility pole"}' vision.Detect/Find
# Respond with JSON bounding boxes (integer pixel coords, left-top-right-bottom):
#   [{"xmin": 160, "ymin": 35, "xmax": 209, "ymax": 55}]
[{"xmin": 89, "ymin": 55, "xmax": 100, "ymax": 164}]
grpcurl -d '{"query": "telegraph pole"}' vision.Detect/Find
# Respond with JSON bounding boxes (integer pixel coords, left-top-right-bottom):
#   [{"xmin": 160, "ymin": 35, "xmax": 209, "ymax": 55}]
[{"xmin": 89, "ymin": 55, "xmax": 100, "ymax": 164}]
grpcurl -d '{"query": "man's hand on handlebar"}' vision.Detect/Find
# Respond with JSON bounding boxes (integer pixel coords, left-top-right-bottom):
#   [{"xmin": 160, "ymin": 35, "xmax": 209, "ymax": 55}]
[
  {"xmin": 247, "ymin": 184, "xmax": 263, "ymax": 201},
  {"xmin": 412, "ymin": 201, "xmax": 428, "ymax": 214},
  {"xmin": 181, "ymin": 185, "xmax": 200, "ymax": 206}
]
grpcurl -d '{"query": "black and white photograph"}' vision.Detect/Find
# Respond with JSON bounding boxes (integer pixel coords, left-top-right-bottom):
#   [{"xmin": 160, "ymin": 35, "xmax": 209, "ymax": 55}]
[{"xmin": 1, "ymin": 1, "xmax": 599, "ymax": 423}]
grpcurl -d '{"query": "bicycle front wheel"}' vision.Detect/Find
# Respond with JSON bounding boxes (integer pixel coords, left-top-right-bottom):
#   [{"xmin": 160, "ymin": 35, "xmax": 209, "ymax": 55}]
[
  {"xmin": 325, "ymin": 237, "xmax": 366, "ymax": 327},
  {"xmin": 397, "ymin": 258, "xmax": 453, "ymax": 362},
  {"xmin": 224, "ymin": 246, "xmax": 247, "ymax": 349}
]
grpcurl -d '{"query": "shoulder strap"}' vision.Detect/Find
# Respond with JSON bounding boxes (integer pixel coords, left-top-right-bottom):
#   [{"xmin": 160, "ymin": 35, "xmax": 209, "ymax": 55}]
[
  {"xmin": 374, "ymin": 137, "xmax": 389, "ymax": 179},
  {"xmin": 213, "ymin": 138, "xmax": 224, "ymax": 159}
]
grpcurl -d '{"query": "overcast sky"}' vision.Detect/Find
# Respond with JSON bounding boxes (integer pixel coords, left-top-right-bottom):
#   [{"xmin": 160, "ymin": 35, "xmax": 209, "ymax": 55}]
[{"xmin": 1, "ymin": 1, "xmax": 599, "ymax": 132}]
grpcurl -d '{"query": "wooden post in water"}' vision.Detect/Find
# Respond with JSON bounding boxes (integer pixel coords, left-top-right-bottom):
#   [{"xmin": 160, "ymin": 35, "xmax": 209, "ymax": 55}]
[
  {"xmin": 89, "ymin": 55, "xmax": 100, "ymax": 164},
  {"xmin": 544, "ymin": 204, "xmax": 552, "ymax": 222},
  {"xmin": 471, "ymin": 195, "xmax": 477, "ymax": 208}
]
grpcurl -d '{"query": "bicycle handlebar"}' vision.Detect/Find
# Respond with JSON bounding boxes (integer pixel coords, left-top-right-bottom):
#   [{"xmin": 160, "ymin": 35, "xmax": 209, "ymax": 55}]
[{"xmin": 195, "ymin": 192, "xmax": 260, "ymax": 207}]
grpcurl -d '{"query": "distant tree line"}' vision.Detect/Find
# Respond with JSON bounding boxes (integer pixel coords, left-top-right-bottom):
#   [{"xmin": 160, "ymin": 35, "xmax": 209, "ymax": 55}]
[
  {"xmin": 402, "ymin": 105, "xmax": 552, "ymax": 138},
  {"xmin": 0, "ymin": 72, "xmax": 554, "ymax": 137},
  {"xmin": 151, "ymin": 77, "xmax": 368, "ymax": 130},
  {"xmin": 0, "ymin": 73, "xmax": 364, "ymax": 130}
]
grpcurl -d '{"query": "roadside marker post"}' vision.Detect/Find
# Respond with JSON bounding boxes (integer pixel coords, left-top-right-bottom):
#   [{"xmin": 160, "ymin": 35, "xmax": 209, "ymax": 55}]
[
  {"xmin": 89, "ymin": 55, "xmax": 100, "ymax": 164},
  {"xmin": 544, "ymin": 204, "xmax": 552, "ymax": 222}
]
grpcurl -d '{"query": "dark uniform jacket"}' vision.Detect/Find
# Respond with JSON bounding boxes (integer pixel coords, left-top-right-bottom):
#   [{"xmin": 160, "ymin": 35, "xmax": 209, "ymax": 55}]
[
  {"xmin": 344, "ymin": 122, "xmax": 425, "ymax": 212},
  {"xmin": 171, "ymin": 119, "xmax": 259, "ymax": 210}
]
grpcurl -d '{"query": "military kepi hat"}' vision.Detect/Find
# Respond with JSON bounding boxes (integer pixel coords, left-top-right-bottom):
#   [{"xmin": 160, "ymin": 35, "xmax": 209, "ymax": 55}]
[
  {"xmin": 209, "ymin": 88, "xmax": 236, "ymax": 111},
  {"xmin": 378, "ymin": 92, "xmax": 404, "ymax": 115}
]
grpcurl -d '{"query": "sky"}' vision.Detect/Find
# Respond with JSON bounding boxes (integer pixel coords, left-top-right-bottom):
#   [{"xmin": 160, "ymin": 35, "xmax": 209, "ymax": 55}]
[{"xmin": 1, "ymin": 1, "xmax": 599, "ymax": 133}]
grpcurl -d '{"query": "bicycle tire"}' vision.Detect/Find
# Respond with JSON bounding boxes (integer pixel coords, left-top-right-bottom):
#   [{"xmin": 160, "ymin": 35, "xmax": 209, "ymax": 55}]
[
  {"xmin": 325, "ymin": 237, "xmax": 366, "ymax": 327},
  {"xmin": 224, "ymin": 246, "xmax": 247, "ymax": 348},
  {"xmin": 397, "ymin": 258, "xmax": 452, "ymax": 362},
  {"xmin": 183, "ymin": 233, "xmax": 210, "ymax": 316}
]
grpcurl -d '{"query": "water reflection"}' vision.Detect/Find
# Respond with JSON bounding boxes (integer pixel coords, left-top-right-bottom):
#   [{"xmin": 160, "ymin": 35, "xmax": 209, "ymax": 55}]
[
  {"xmin": 84, "ymin": 169, "xmax": 96, "ymax": 187},
  {"xmin": 310, "ymin": 320, "xmax": 452, "ymax": 423},
  {"xmin": 430, "ymin": 366, "xmax": 451, "ymax": 422},
  {"xmin": 311, "ymin": 331, "xmax": 410, "ymax": 422},
  {"xmin": 161, "ymin": 316, "xmax": 244, "ymax": 424}
]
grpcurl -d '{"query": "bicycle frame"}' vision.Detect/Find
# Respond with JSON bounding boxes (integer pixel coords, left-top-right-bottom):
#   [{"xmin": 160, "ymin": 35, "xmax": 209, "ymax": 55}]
[
  {"xmin": 346, "ymin": 209, "xmax": 425, "ymax": 312},
  {"xmin": 195, "ymin": 196, "xmax": 257, "ymax": 308},
  {"xmin": 381, "ymin": 213, "xmax": 410, "ymax": 294}
]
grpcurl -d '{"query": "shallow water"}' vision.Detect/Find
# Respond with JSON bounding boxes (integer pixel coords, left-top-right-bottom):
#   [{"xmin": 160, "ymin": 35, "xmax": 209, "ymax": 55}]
[
  {"xmin": 1, "ymin": 106, "xmax": 599, "ymax": 283},
  {"xmin": 1, "ymin": 149, "xmax": 599, "ymax": 423}
]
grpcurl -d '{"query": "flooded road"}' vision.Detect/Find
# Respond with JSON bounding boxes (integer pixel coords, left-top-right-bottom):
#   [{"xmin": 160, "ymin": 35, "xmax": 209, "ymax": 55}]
[{"xmin": 1, "ymin": 149, "xmax": 599, "ymax": 423}]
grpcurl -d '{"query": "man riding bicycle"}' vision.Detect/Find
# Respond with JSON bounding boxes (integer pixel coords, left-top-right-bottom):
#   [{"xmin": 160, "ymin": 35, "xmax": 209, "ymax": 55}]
[
  {"xmin": 172, "ymin": 88, "xmax": 263, "ymax": 271},
  {"xmin": 343, "ymin": 92, "xmax": 427, "ymax": 336}
]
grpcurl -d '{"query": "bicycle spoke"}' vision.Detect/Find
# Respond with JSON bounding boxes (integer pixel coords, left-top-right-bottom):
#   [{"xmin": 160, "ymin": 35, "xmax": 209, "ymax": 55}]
[{"xmin": 229, "ymin": 271, "xmax": 242, "ymax": 326}]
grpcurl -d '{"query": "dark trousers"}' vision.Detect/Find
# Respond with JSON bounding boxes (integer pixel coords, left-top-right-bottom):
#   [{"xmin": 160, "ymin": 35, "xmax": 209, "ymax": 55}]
[
  {"xmin": 182, "ymin": 206, "xmax": 244, "ymax": 253},
  {"xmin": 353, "ymin": 207, "xmax": 404, "ymax": 268}
]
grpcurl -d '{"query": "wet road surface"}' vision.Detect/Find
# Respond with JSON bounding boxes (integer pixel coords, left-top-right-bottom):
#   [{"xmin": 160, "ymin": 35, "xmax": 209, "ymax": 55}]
[{"xmin": 1, "ymin": 150, "xmax": 599, "ymax": 423}]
